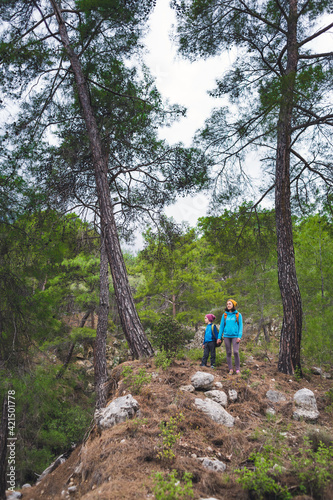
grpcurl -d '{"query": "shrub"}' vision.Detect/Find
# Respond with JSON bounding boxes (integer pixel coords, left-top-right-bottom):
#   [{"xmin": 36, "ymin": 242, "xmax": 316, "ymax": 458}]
[
  {"xmin": 158, "ymin": 413, "xmax": 184, "ymax": 460},
  {"xmin": 121, "ymin": 366, "xmax": 152, "ymax": 394},
  {"xmin": 155, "ymin": 349, "xmax": 173, "ymax": 370},
  {"xmin": 152, "ymin": 470, "xmax": 194, "ymax": 500},
  {"xmin": 150, "ymin": 313, "xmax": 187, "ymax": 354}
]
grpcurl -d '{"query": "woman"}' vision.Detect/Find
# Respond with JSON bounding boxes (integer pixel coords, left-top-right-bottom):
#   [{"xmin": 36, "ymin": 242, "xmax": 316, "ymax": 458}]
[{"xmin": 217, "ymin": 299, "xmax": 243, "ymax": 374}]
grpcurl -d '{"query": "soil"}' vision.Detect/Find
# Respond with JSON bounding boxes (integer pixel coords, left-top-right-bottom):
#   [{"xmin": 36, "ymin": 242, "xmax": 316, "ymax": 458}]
[{"xmin": 14, "ymin": 352, "xmax": 333, "ymax": 500}]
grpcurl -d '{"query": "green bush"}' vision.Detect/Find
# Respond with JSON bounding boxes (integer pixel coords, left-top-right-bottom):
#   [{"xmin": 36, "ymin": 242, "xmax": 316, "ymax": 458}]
[
  {"xmin": 121, "ymin": 366, "xmax": 152, "ymax": 394},
  {"xmin": 152, "ymin": 470, "xmax": 194, "ymax": 500},
  {"xmin": 155, "ymin": 349, "xmax": 173, "ymax": 370},
  {"xmin": 150, "ymin": 313, "xmax": 187, "ymax": 354},
  {"xmin": 158, "ymin": 413, "xmax": 184, "ymax": 461}
]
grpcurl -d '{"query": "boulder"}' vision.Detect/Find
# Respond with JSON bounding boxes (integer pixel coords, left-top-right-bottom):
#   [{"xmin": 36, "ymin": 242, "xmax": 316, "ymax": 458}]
[
  {"xmin": 94, "ymin": 394, "xmax": 140, "ymax": 430},
  {"xmin": 204, "ymin": 390, "xmax": 228, "ymax": 408},
  {"xmin": 194, "ymin": 398, "xmax": 234, "ymax": 427},
  {"xmin": 179, "ymin": 384, "xmax": 195, "ymax": 393},
  {"xmin": 198, "ymin": 457, "xmax": 227, "ymax": 472},
  {"xmin": 228, "ymin": 389, "xmax": 237, "ymax": 402},
  {"xmin": 266, "ymin": 390, "xmax": 286, "ymax": 403},
  {"xmin": 293, "ymin": 388, "xmax": 319, "ymax": 422},
  {"xmin": 191, "ymin": 371, "xmax": 214, "ymax": 390}
]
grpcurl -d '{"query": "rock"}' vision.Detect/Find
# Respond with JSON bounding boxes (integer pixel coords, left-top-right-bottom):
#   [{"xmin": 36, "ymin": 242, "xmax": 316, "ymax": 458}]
[
  {"xmin": 68, "ymin": 486, "xmax": 77, "ymax": 493},
  {"xmin": 94, "ymin": 394, "xmax": 140, "ymax": 430},
  {"xmin": 293, "ymin": 388, "xmax": 319, "ymax": 422},
  {"xmin": 37, "ymin": 450, "xmax": 72, "ymax": 483},
  {"xmin": 323, "ymin": 372, "xmax": 332, "ymax": 379},
  {"xmin": 179, "ymin": 384, "xmax": 195, "ymax": 393},
  {"xmin": 266, "ymin": 407, "xmax": 276, "ymax": 416},
  {"xmin": 246, "ymin": 356, "xmax": 255, "ymax": 363},
  {"xmin": 22, "ymin": 484, "xmax": 31, "ymax": 488},
  {"xmin": 228, "ymin": 389, "xmax": 237, "ymax": 402},
  {"xmin": 6, "ymin": 493, "xmax": 22, "ymax": 500},
  {"xmin": 204, "ymin": 390, "xmax": 228, "ymax": 408},
  {"xmin": 312, "ymin": 366, "xmax": 322, "ymax": 375},
  {"xmin": 214, "ymin": 381, "xmax": 223, "ymax": 389},
  {"xmin": 194, "ymin": 398, "xmax": 234, "ymax": 427},
  {"xmin": 198, "ymin": 457, "xmax": 227, "ymax": 472},
  {"xmin": 191, "ymin": 371, "xmax": 214, "ymax": 390},
  {"xmin": 266, "ymin": 390, "xmax": 286, "ymax": 403}
]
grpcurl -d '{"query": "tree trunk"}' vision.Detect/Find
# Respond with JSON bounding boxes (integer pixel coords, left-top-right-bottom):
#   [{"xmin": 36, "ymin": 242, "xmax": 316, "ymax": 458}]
[
  {"xmin": 275, "ymin": 0, "xmax": 302, "ymax": 375},
  {"xmin": 50, "ymin": 0, "xmax": 153, "ymax": 358},
  {"xmin": 56, "ymin": 309, "xmax": 91, "ymax": 379},
  {"xmin": 94, "ymin": 237, "xmax": 109, "ymax": 409},
  {"xmin": 0, "ymin": 396, "xmax": 8, "ymax": 500}
]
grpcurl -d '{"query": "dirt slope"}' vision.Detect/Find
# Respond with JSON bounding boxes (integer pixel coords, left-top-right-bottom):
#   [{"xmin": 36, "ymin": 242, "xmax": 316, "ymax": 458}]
[{"xmin": 17, "ymin": 355, "xmax": 333, "ymax": 500}]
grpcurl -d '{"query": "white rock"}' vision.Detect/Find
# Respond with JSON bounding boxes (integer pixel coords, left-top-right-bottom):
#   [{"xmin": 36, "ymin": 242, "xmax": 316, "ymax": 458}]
[
  {"xmin": 312, "ymin": 366, "xmax": 322, "ymax": 375},
  {"xmin": 266, "ymin": 407, "xmax": 276, "ymax": 416},
  {"xmin": 205, "ymin": 390, "xmax": 228, "ymax": 407},
  {"xmin": 6, "ymin": 493, "xmax": 22, "ymax": 500},
  {"xmin": 22, "ymin": 484, "xmax": 31, "ymax": 488},
  {"xmin": 94, "ymin": 394, "xmax": 139, "ymax": 430},
  {"xmin": 68, "ymin": 486, "xmax": 77, "ymax": 493},
  {"xmin": 194, "ymin": 398, "xmax": 234, "ymax": 427},
  {"xmin": 198, "ymin": 457, "xmax": 227, "ymax": 472},
  {"xmin": 228, "ymin": 389, "xmax": 237, "ymax": 402},
  {"xmin": 214, "ymin": 381, "xmax": 223, "ymax": 389},
  {"xmin": 266, "ymin": 390, "xmax": 286, "ymax": 403},
  {"xmin": 191, "ymin": 371, "xmax": 214, "ymax": 390},
  {"xmin": 179, "ymin": 384, "xmax": 195, "ymax": 393},
  {"xmin": 293, "ymin": 388, "xmax": 319, "ymax": 422}
]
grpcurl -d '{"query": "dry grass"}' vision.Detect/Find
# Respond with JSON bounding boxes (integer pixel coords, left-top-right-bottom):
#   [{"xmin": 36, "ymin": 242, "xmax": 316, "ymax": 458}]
[{"xmin": 19, "ymin": 351, "xmax": 333, "ymax": 500}]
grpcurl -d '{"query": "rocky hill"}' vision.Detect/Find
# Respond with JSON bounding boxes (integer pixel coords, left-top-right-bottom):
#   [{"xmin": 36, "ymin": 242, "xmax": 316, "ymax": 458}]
[{"xmin": 9, "ymin": 351, "xmax": 333, "ymax": 500}]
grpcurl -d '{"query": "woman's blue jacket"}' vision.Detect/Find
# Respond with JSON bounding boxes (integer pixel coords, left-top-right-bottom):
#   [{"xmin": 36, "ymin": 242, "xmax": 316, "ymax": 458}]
[{"xmin": 218, "ymin": 310, "xmax": 243, "ymax": 339}]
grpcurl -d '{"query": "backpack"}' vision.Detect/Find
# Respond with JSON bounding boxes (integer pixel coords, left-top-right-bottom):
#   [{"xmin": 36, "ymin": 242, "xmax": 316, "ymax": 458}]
[
  {"xmin": 210, "ymin": 324, "xmax": 220, "ymax": 346},
  {"xmin": 224, "ymin": 312, "xmax": 239, "ymax": 324}
]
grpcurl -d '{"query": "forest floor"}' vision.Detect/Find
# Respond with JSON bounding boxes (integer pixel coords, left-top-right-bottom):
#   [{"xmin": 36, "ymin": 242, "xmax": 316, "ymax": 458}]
[{"xmin": 15, "ymin": 345, "xmax": 333, "ymax": 500}]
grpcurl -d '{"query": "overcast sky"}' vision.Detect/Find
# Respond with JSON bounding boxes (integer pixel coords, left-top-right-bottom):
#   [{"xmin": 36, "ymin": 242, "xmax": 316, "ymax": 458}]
[{"xmin": 142, "ymin": 0, "xmax": 232, "ymax": 227}]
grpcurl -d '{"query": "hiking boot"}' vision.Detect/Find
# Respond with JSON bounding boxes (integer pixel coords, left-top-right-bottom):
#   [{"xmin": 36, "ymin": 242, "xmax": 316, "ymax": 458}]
[{"xmin": 228, "ymin": 369, "xmax": 234, "ymax": 375}]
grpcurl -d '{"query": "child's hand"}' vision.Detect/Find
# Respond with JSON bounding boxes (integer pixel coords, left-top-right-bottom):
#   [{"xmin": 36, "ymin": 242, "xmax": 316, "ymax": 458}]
[
  {"xmin": 236, "ymin": 338, "xmax": 241, "ymax": 343},
  {"xmin": 202, "ymin": 344, "xmax": 205, "ymax": 348},
  {"xmin": 216, "ymin": 339, "xmax": 222, "ymax": 346}
]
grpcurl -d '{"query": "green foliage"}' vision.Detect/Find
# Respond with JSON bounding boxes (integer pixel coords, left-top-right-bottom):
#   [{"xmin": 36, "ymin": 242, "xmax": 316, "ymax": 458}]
[
  {"xmin": 290, "ymin": 438, "xmax": 333, "ymax": 497},
  {"xmin": 152, "ymin": 469, "xmax": 194, "ymax": 500},
  {"xmin": 236, "ymin": 452, "xmax": 292, "ymax": 500},
  {"xmin": 158, "ymin": 413, "xmax": 184, "ymax": 461},
  {"xmin": 240, "ymin": 368, "xmax": 251, "ymax": 380},
  {"xmin": 155, "ymin": 349, "xmax": 173, "ymax": 370},
  {"xmin": 121, "ymin": 366, "xmax": 152, "ymax": 395},
  {"xmin": 150, "ymin": 313, "xmax": 187, "ymax": 354},
  {"xmin": 0, "ymin": 365, "xmax": 94, "ymax": 484}
]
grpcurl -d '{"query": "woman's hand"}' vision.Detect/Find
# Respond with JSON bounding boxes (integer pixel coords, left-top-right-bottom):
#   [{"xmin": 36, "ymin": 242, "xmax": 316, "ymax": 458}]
[
  {"xmin": 216, "ymin": 339, "xmax": 222, "ymax": 346},
  {"xmin": 236, "ymin": 338, "xmax": 241, "ymax": 343}
]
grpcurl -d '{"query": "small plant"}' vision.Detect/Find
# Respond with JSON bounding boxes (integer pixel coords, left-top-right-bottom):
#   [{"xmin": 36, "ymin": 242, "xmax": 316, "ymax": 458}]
[
  {"xmin": 152, "ymin": 469, "xmax": 194, "ymax": 500},
  {"xmin": 241, "ymin": 368, "xmax": 251, "ymax": 380},
  {"xmin": 186, "ymin": 348, "xmax": 204, "ymax": 362},
  {"xmin": 290, "ymin": 437, "xmax": 333, "ymax": 496},
  {"xmin": 155, "ymin": 349, "xmax": 173, "ymax": 370},
  {"xmin": 122, "ymin": 366, "xmax": 152, "ymax": 394},
  {"xmin": 158, "ymin": 413, "xmax": 184, "ymax": 460},
  {"xmin": 236, "ymin": 452, "xmax": 292, "ymax": 500},
  {"xmin": 294, "ymin": 366, "xmax": 302, "ymax": 382}
]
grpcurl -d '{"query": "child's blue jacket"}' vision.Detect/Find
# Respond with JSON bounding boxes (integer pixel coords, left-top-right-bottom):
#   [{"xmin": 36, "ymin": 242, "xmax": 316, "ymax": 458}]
[
  {"xmin": 203, "ymin": 324, "xmax": 219, "ymax": 344},
  {"xmin": 218, "ymin": 310, "xmax": 243, "ymax": 339}
]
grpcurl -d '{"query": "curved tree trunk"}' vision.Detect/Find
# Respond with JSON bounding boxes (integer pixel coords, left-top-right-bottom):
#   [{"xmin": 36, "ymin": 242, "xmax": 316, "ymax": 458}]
[
  {"xmin": 50, "ymin": 0, "xmax": 153, "ymax": 358},
  {"xmin": 94, "ymin": 237, "xmax": 109, "ymax": 409},
  {"xmin": 275, "ymin": 0, "xmax": 302, "ymax": 375}
]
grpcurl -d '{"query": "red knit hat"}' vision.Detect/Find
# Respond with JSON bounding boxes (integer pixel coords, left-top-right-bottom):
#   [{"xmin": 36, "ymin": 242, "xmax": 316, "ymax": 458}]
[{"xmin": 205, "ymin": 314, "xmax": 216, "ymax": 322}]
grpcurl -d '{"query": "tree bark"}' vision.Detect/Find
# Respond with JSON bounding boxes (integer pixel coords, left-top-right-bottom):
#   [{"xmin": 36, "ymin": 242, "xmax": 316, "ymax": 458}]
[
  {"xmin": 275, "ymin": 0, "xmax": 302, "ymax": 375},
  {"xmin": 50, "ymin": 0, "xmax": 153, "ymax": 358},
  {"xmin": 0, "ymin": 396, "xmax": 8, "ymax": 500},
  {"xmin": 94, "ymin": 237, "xmax": 109, "ymax": 409}
]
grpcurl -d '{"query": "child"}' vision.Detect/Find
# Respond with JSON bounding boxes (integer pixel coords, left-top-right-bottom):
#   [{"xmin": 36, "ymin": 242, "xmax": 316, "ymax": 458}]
[{"xmin": 200, "ymin": 313, "xmax": 219, "ymax": 369}]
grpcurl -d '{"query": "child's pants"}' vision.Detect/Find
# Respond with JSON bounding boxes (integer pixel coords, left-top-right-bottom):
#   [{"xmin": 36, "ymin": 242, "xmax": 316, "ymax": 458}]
[
  {"xmin": 202, "ymin": 341, "xmax": 216, "ymax": 366},
  {"xmin": 224, "ymin": 337, "xmax": 240, "ymax": 371}
]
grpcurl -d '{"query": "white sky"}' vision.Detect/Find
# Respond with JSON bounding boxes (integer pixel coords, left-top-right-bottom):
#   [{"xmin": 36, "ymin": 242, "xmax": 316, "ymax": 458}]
[{"xmin": 142, "ymin": 0, "xmax": 232, "ymax": 227}]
